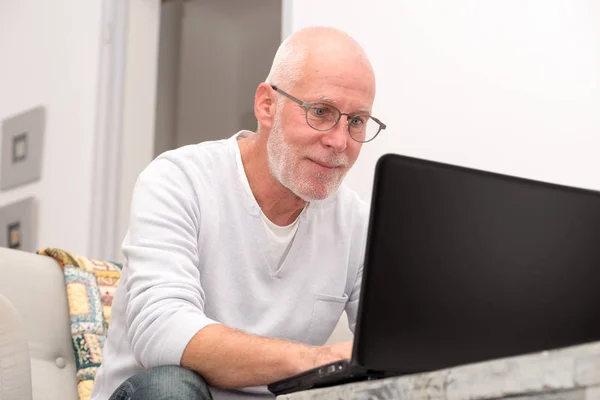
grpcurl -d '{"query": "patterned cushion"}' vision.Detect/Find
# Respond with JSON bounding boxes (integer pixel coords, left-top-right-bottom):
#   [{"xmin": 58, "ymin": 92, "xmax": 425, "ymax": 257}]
[
  {"xmin": 38, "ymin": 248, "xmax": 122, "ymax": 400},
  {"xmin": 72, "ymin": 333, "xmax": 105, "ymax": 381},
  {"xmin": 65, "ymin": 267, "xmax": 105, "ymax": 335},
  {"xmin": 77, "ymin": 380, "xmax": 95, "ymax": 400}
]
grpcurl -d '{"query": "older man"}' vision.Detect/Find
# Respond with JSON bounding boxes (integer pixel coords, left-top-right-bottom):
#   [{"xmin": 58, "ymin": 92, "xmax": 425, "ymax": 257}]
[{"xmin": 91, "ymin": 26, "xmax": 385, "ymax": 400}]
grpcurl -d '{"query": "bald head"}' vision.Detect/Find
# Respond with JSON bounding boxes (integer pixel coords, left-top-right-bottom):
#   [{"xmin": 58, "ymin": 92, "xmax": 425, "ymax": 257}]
[
  {"xmin": 265, "ymin": 26, "xmax": 375, "ymax": 93},
  {"xmin": 249, "ymin": 27, "xmax": 379, "ymax": 203}
]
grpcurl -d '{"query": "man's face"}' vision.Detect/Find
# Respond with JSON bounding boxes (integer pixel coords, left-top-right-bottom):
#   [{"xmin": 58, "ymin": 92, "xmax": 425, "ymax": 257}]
[{"xmin": 267, "ymin": 57, "xmax": 376, "ymax": 201}]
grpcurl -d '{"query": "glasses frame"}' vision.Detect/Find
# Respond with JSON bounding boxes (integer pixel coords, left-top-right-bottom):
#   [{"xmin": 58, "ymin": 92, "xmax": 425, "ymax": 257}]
[{"xmin": 270, "ymin": 84, "xmax": 386, "ymax": 143}]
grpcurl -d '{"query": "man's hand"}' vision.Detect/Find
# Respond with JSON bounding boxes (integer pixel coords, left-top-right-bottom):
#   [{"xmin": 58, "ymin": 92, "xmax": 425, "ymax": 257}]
[{"xmin": 310, "ymin": 340, "xmax": 353, "ymax": 369}]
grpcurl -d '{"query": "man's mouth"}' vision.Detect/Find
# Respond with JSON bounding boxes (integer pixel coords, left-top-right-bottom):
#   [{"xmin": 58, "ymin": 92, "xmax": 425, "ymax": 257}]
[{"xmin": 310, "ymin": 159, "xmax": 342, "ymax": 169}]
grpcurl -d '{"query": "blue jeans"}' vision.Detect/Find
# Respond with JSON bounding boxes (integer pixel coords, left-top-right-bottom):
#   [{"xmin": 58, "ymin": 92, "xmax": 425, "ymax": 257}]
[{"xmin": 108, "ymin": 365, "xmax": 213, "ymax": 400}]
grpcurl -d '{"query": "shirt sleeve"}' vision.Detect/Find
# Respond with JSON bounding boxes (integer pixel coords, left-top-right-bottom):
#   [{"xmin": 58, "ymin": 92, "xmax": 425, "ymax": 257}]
[
  {"xmin": 122, "ymin": 157, "xmax": 219, "ymax": 369},
  {"xmin": 345, "ymin": 263, "xmax": 363, "ymax": 334}
]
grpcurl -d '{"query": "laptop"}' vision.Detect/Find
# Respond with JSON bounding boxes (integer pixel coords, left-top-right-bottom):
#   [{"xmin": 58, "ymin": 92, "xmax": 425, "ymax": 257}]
[{"xmin": 268, "ymin": 153, "xmax": 600, "ymax": 396}]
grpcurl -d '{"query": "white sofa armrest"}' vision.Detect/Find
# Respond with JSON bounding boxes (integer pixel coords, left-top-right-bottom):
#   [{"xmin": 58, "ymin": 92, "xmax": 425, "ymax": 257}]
[
  {"xmin": 0, "ymin": 248, "xmax": 78, "ymax": 400},
  {"xmin": 0, "ymin": 293, "xmax": 33, "ymax": 400}
]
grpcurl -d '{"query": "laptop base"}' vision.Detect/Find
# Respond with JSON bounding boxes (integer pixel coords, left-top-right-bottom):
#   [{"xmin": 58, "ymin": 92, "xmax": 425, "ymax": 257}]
[{"xmin": 268, "ymin": 360, "xmax": 388, "ymax": 396}]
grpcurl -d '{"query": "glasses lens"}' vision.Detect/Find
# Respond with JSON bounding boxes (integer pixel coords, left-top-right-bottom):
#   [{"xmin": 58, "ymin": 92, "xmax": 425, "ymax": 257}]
[
  {"xmin": 348, "ymin": 115, "xmax": 381, "ymax": 143},
  {"xmin": 306, "ymin": 103, "xmax": 340, "ymax": 131}
]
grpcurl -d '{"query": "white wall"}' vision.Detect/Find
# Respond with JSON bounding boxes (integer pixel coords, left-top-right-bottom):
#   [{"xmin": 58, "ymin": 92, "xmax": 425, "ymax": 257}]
[
  {"xmin": 285, "ymin": 0, "xmax": 600, "ymax": 203},
  {"xmin": 0, "ymin": 0, "xmax": 104, "ymax": 256},
  {"xmin": 286, "ymin": 0, "xmax": 600, "ymax": 345}
]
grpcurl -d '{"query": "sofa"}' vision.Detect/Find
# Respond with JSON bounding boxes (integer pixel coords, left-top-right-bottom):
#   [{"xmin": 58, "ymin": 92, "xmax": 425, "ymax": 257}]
[{"xmin": 0, "ymin": 247, "xmax": 122, "ymax": 400}]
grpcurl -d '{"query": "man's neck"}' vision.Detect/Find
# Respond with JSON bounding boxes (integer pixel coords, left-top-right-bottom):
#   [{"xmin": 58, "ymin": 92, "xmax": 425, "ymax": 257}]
[{"xmin": 237, "ymin": 133, "xmax": 307, "ymax": 226}]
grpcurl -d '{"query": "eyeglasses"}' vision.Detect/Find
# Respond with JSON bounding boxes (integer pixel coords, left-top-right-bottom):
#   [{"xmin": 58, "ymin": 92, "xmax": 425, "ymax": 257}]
[{"xmin": 270, "ymin": 84, "xmax": 386, "ymax": 143}]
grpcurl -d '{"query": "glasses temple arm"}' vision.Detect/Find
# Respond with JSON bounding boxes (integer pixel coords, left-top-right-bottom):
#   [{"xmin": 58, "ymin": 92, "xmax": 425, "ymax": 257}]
[{"xmin": 270, "ymin": 85, "xmax": 307, "ymax": 108}]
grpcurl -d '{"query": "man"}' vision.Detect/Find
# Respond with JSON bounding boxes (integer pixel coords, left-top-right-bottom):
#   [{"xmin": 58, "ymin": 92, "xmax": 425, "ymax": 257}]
[{"xmin": 91, "ymin": 26, "xmax": 385, "ymax": 400}]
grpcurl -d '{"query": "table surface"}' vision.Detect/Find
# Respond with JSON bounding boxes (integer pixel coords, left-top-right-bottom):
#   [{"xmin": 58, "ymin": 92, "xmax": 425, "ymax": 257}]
[{"xmin": 277, "ymin": 341, "xmax": 600, "ymax": 400}]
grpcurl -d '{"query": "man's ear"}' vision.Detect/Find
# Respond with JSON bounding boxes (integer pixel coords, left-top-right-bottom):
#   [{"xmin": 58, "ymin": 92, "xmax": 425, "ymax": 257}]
[{"xmin": 254, "ymin": 83, "xmax": 275, "ymax": 130}]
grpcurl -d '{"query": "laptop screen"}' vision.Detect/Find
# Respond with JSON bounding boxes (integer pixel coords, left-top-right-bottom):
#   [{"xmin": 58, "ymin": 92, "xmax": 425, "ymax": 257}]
[{"xmin": 354, "ymin": 154, "xmax": 600, "ymax": 374}]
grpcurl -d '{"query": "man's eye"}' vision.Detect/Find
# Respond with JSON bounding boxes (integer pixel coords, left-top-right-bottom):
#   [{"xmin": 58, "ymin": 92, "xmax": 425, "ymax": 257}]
[
  {"xmin": 350, "ymin": 116, "xmax": 365, "ymax": 126},
  {"xmin": 310, "ymin": 106, "xmax": 331, "ymax": 117}
]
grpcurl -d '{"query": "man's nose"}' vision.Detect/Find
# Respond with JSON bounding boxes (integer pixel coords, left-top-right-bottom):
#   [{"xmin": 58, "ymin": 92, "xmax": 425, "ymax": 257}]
[{"xmin": 321, "ymin": 118, "xmax": 348, "ymax": 153}]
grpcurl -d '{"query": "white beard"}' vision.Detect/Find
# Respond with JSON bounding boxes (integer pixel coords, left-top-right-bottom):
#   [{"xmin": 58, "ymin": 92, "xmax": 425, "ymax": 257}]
[{"xmin": 266, "ymin": 106, "xmax": 349, "ymax": 201}]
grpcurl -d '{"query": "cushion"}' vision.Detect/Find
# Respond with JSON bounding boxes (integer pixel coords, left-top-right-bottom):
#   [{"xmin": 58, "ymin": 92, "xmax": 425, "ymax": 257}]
[{"xmin": 38, "ymin": 248, "xmax": 122, "ymax": 400}]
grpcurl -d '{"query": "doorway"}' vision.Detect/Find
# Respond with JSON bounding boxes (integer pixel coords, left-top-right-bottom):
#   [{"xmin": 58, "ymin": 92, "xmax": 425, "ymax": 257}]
[{"xmin": 154, "ymin": 0, "xmax": 283, "ymax": 157}]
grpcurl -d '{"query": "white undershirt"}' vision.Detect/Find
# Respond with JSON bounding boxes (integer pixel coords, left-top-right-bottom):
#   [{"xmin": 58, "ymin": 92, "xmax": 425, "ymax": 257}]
[{"xmin": 234, "ymin": 140, "xmax": 302, "ymax": 269}]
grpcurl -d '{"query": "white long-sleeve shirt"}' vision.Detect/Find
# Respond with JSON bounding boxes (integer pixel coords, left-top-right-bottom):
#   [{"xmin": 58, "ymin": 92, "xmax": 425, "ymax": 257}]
[{"xmin": 91, "ymin": 132, "xmax": 369, "ymax": 399}]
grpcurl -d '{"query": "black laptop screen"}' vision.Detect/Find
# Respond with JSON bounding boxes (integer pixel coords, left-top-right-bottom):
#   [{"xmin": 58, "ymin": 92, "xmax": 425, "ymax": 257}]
[{"xmin": 354, "ymin": 154, "xmax": 600, "ymax": 374}]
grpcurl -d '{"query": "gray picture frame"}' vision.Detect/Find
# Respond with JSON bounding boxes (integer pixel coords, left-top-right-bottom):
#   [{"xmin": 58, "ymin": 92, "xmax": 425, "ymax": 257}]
[
  {"xmin": 1, "ymin": 106, "xmax": 45, "ymax": 191},
  {"xmin": 0, "ymin": 197, "xmax": 37, "ymax": 252}
]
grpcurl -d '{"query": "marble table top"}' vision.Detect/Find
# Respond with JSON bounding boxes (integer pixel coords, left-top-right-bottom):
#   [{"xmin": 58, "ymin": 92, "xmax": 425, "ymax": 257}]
[{"xmin": 278, "ymin": 341, "xmax": 600, "ymax": 399}]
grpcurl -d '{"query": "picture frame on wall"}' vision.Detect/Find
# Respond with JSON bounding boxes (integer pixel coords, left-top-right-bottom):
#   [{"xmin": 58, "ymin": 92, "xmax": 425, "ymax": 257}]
[
  {"xmin": 0, "ymin": 197, "xmax": 37, "ymax": 252},
  {"xmin": 0, "ymin": 106, "xmax": 45, "ymax": 191}
]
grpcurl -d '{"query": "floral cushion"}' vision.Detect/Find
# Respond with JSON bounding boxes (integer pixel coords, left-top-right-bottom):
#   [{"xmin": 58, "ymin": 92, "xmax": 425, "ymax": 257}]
[{"xmin": 38, "ymin": 248, "xmax": 122, "ymax": 400}]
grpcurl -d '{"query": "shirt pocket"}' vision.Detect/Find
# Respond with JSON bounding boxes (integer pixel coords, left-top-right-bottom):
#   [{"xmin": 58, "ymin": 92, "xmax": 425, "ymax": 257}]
[{"xmin": 306, "ymin": 292, "xmax": 349, "ymax": 345}]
